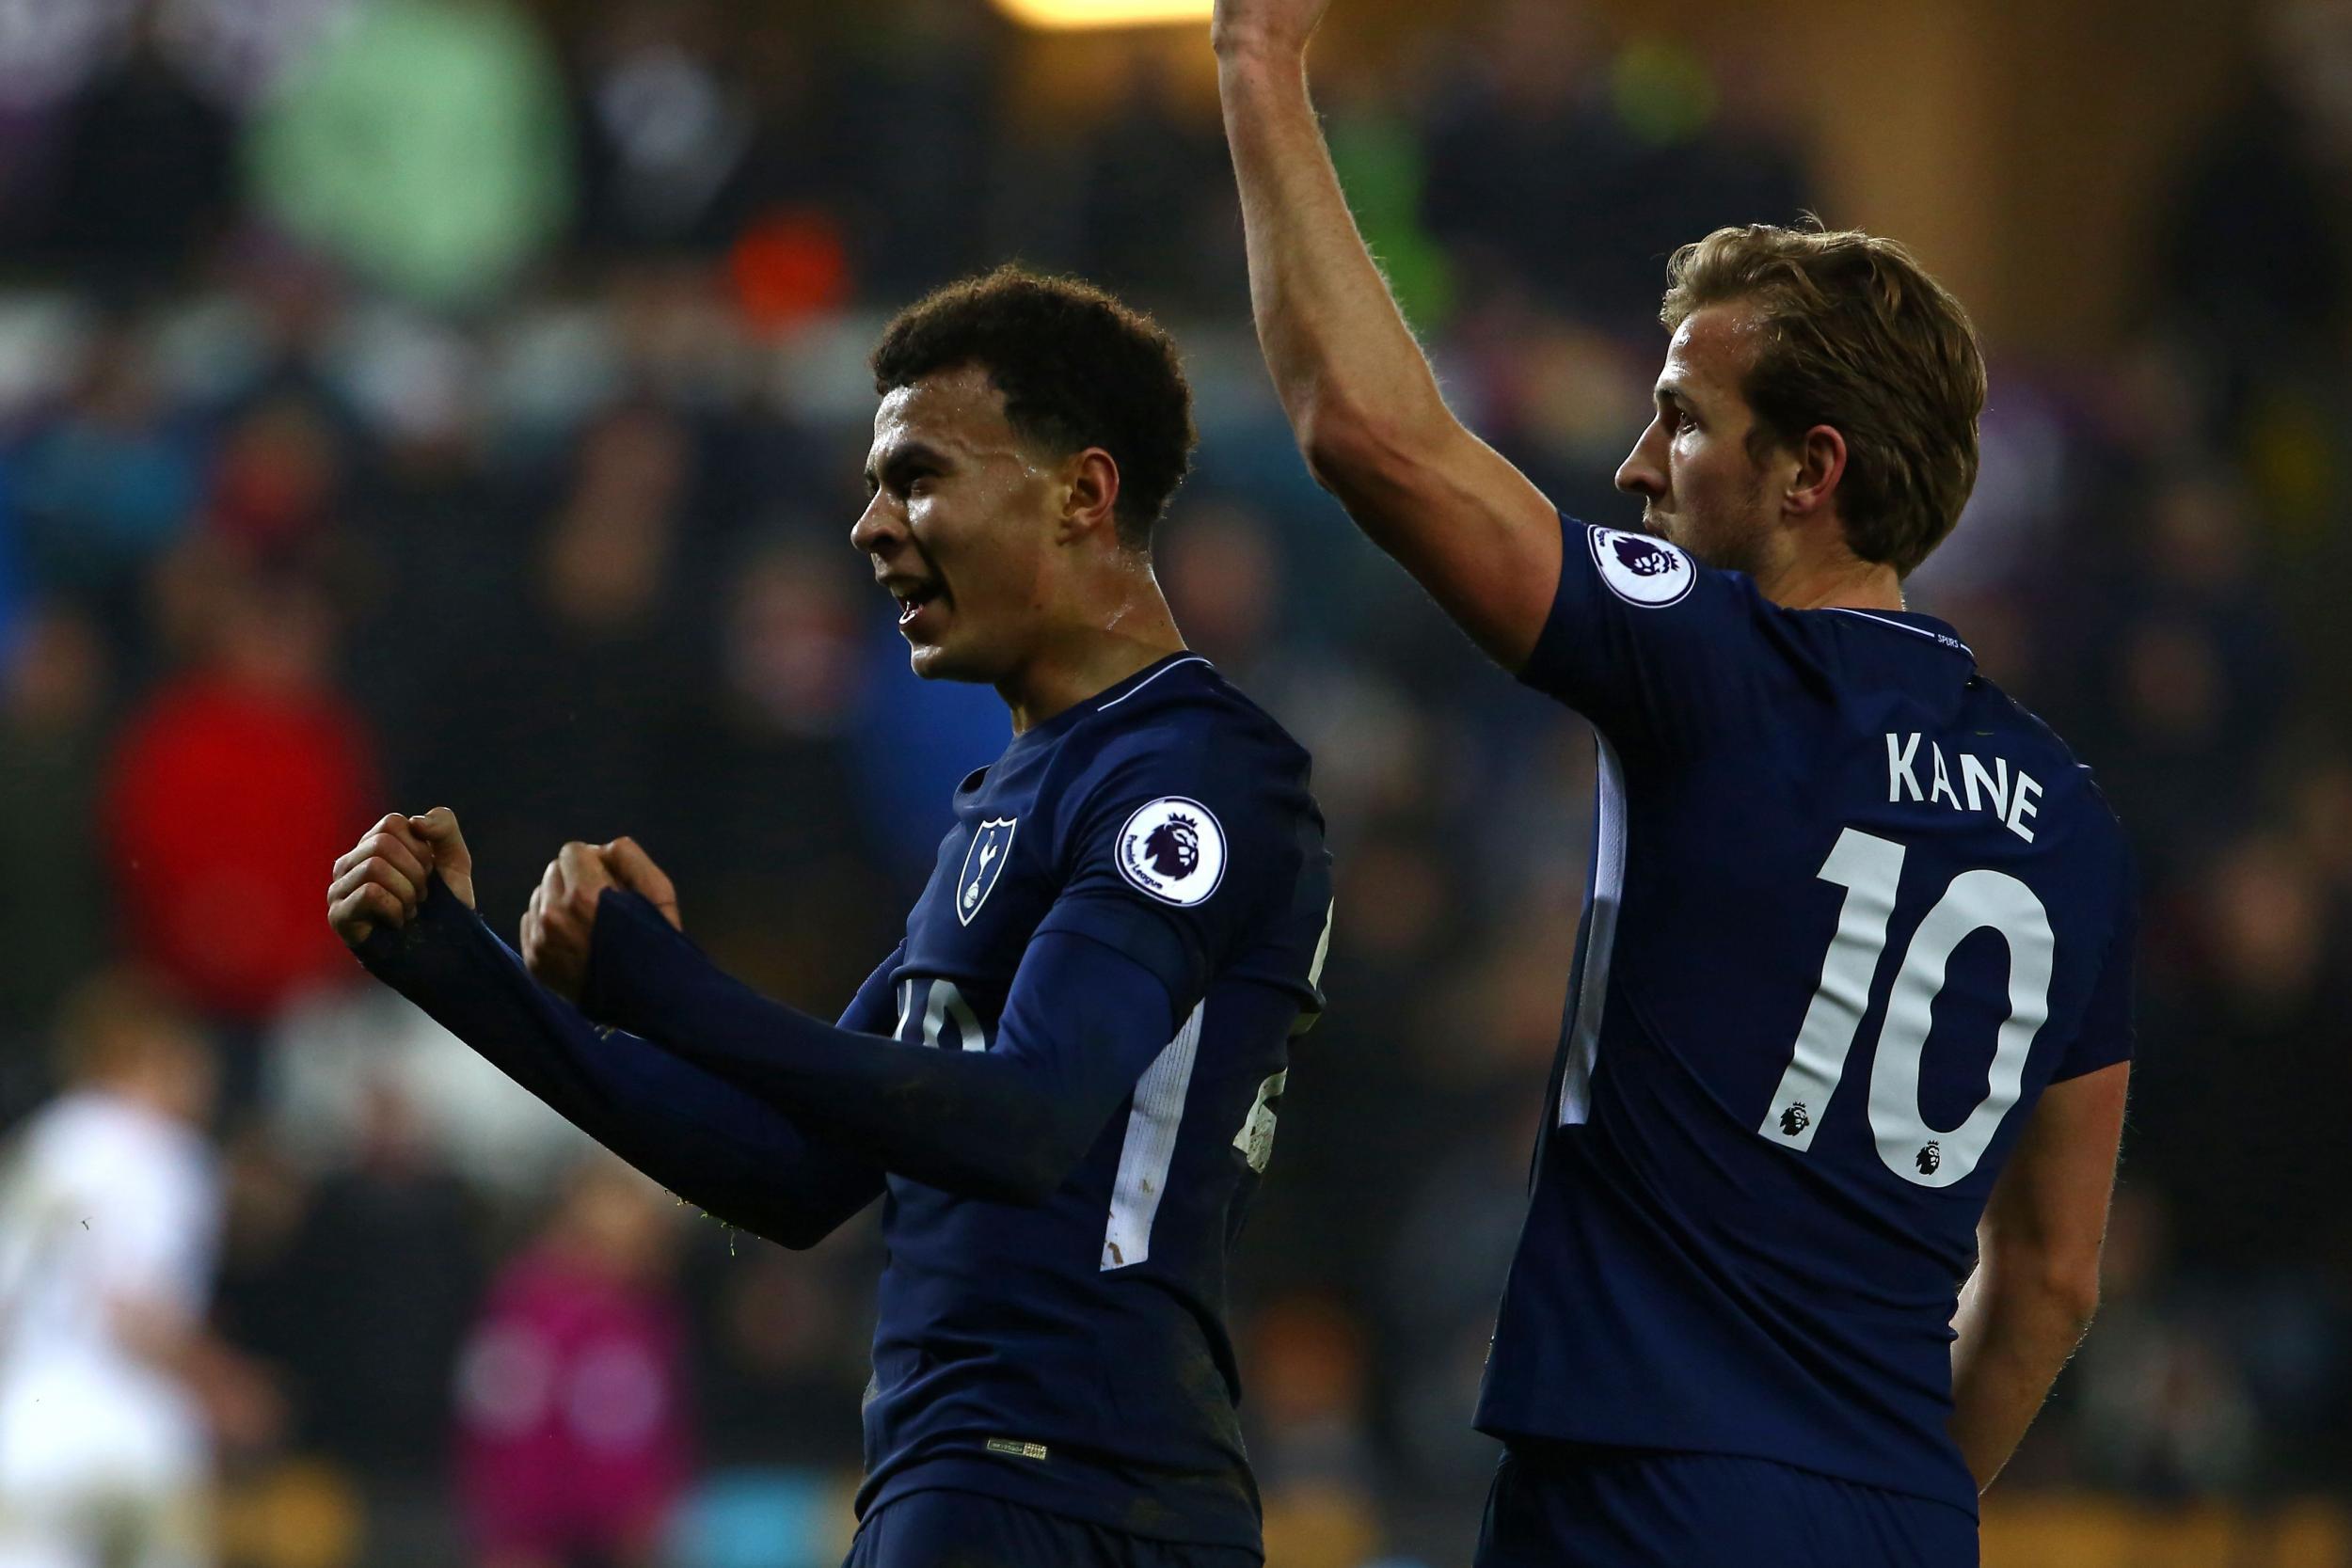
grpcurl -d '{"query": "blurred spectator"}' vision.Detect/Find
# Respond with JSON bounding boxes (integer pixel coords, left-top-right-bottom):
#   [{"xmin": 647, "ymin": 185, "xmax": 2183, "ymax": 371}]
[
  {"xmin": 0, "ymin": 606, "xmax": 113, "ymax": 1097},
  {"xmin": 41, "ymin": 8, "xmax": 237, "ymax": 293},
  {"xmin": 0, "ymin": 970, "xmax": 281, "ymax": 1568},
  {"xmin": 247, "ymin": 0, "xmax": 573, "ymax": 309},
  {"xmin": 1161, "ymin": 500, "xmax": 1282, "ymax": 676},
  {"xmin": 203, "ymin": 392, "xmax": 346, "ymax": 565},
  {"xmin": 824, "ymin": 0, "xmax": 996, "ymax": 302},
  {"xmin": 2068, "ymin": 1190, "xmax": 2261, "ymax": 1497},
  {"xmin": 2064, "ymin": 471, "xmax": 2290, "ymax": 883},
  {"xmin": 2138, "ymin": 833, "xmax": 2352, "ymax": 1277},
  {"xmin": 569, "ymin": 1, "xmax": 778, "ymax": 259},
  {"xmin": 454, "ymin": 1159, "xmax": 692, "ymax": 1568},
  {"xmin": 11, "ymin": 318, "xmax": 204, "ymax": 656},
  {"xmin": 246, "ymin": 1083, "xmax": 483, "ymax": 1481},
  {"xmin": 681, "ymin": 1235, "xmax": 871, "ymax": 1472},
  {"xmin": 406, "ymin": 401, "xmax": 705, "ymax": 934},
  {"xmin": 1421, "ymin": 1, "xmax": 1807, "ymax": 325},
  {"xmin": 1072, "ymin": 59, "xmax": 1242, "ymax": 313},
  {"xmin": 1248, "ymin": 1294, "xmax": 1384, "ymax": 1568},
  {"xmin": 102, "ymin": 560, "xmax": 377, "ymax": 1056},
  {"xmin": 2157, "ymin": 0, "xmax": 2352, "ymax": 419}
]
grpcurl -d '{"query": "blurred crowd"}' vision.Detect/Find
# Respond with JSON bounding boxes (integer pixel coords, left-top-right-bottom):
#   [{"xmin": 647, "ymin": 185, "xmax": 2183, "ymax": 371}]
[{"xmin": 0, "ymin": 1, "xmax": 2346, "ymax": 1564}]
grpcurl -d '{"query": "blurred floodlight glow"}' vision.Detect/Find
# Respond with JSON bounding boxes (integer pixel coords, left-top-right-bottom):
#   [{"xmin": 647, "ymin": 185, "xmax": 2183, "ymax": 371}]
[{"xmin": 992, "ymin": 0, "xmax": 1213, "ymax": 28}]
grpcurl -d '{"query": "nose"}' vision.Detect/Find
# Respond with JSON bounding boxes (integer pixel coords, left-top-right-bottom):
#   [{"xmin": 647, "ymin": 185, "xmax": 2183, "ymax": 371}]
[
  {"xmin": 1615, "ymin": 418, "xmax": 1667, "ymax": 499},
  {"xmin": 850, "ymin": 491, "xmax": 900, "ymax": 558}
]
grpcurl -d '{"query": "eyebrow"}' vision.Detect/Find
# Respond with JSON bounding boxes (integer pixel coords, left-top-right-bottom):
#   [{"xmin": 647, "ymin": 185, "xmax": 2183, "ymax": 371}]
[{"xmin": 864, "ymin": 438, "xmax": 953, "ymax": 489}]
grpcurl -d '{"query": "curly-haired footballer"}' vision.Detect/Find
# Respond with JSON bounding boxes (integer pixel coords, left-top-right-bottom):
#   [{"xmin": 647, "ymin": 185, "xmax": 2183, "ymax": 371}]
[{"xmin": 329, "ymin": 267, "xmax": 1334, "ymax": 1568}]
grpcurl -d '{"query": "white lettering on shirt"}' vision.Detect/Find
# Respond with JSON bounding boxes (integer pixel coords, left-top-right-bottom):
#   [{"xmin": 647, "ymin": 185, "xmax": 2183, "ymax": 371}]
[
  {"xmin": 1886, "ymin": 732, "xmax": 1924, "ymax": 803},
  {"xmin": 1884, "ymin": 734, "xmax": 2041, "ymax": 843}
]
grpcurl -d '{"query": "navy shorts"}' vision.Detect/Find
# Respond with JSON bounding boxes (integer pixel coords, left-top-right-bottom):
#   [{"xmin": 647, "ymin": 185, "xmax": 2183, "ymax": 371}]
[
  {"xmin": 843, "ymin": 1488, "xmax": 1262, "ymax": 1568},
  {"xmin": 1475, "ymin": 1442, "xmax": 1979, "ymax": 1568}
]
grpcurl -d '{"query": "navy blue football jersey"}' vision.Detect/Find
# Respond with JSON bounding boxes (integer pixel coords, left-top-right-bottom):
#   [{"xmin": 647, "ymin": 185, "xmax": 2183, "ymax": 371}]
[
  {"xmin": 1475, "ymin": 519, "xmax": 2135, "ymax": 1516},
  {"xmin": 853, "ymin": 653, "xmax": 1332, "ymax": 1549}
]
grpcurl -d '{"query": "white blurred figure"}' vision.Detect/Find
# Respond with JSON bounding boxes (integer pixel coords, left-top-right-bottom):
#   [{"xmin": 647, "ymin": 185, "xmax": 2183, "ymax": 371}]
[{"xmin": 0, "ymin": 972, "xmax": 271, "ymax": 1568}]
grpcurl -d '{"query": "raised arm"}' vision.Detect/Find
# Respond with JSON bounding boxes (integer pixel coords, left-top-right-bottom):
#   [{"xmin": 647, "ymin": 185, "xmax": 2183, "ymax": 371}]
[
  {"xmin": 1947, "ymin": 1059, "xmax": 2128, "ymax": 1490},
  {"xmin": 1215, "ymin": 0, "xmax": 1561, "ymax": 667}
]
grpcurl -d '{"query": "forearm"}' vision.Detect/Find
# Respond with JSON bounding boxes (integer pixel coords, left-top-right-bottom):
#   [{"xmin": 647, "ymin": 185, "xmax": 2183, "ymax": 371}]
[
  {"xmin": 1216, "ymin": 44, "xmax": 1453, "ymax": 484},
  {"xmin": 357, "ymin": 881, "xmax": 879, "ymax": 1247},
  {"xmin": 586, "ymin": 893, "xmax": 1172, "ymax": 1205},
  {"xmin": 1947, "ymin": 1263, "xmax": 2100, "ymax": 1491}
]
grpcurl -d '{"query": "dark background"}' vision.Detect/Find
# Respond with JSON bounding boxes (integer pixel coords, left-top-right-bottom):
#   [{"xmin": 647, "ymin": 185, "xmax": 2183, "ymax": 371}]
[{"xmin": 0, "ymin": 0, "xmax": 2345, "ymax": 1563}]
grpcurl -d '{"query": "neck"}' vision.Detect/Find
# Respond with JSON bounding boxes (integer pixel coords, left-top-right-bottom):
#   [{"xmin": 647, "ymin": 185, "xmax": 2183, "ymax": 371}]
[
  {"xmin": 1756, "ymin": 546, "xmax": 1906, "ymax": 614},
  {"xmin": 998, "ymin": 560, "xmax": 1187, "ymax": 733}
]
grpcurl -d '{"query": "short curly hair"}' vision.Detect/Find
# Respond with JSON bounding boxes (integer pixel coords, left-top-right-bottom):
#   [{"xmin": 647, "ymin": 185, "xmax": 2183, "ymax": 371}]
[
  {"xmin": 871, "ymin": 265, "xmax": 1197, "ymax": 550},
  {"xmin": 1661, "ymin": 223, "xmax": 1986, "ymax": 578}
]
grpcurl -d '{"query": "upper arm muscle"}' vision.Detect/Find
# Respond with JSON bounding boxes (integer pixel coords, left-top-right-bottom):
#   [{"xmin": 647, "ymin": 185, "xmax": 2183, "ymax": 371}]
[{"xmin": 1314, "ymin": 414, "xmax": 1564, "ymax": 670}]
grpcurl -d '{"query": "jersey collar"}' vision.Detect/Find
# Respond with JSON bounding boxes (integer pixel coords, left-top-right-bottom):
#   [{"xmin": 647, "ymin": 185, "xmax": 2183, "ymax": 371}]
[
  {"xmin": 1819, "ymin": 606, "xmax": 1976, "ymax": 665},
  {"xmin": 1005, "ymin": 652, "xmax": 1216, "ymax": 753}
]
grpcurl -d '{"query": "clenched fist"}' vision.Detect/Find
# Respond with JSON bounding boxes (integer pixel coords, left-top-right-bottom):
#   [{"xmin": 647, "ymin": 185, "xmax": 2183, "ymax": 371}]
[
  {"xmin": 521, "ymin": 836, "xmax": 682, "ymax": 1004},
  {"xmin": 1213, "ymin": 0, "xmax": 1333, "ymax": 60},
  {"xmin": 328, "ymin": 807, "xmax": 475, "ymax": 946}
]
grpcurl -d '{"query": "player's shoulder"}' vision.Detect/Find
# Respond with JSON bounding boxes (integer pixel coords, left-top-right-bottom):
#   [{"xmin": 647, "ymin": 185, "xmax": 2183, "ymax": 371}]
[
  {"xmin": 1067, "ymin": 655, "xmax": 1312, "ymax": 790},
  {"xmin": 1044, "ymin": 656, "xmax": 1318, "ymax": 890},
  {"xmin": 1559, "ymin": 518, "xmax": 1775, "ymax": 624},
  {"xmin": 1968, "ymin": 673, "xmax": 2133, "ymax": 866}
]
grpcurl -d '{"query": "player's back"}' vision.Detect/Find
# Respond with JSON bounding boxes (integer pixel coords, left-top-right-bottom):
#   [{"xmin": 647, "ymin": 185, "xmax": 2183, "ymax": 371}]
[{"xmin": 1476, "ymin": 522, "xmax": 2134, "ymax": 1517}]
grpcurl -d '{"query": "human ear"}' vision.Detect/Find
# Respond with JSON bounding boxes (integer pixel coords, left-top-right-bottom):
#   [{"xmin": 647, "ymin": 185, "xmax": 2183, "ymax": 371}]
[
  {"xmin": 1786, "ymin": 424, "xmax": 1849, "ymax": 519},
  {"xmin": 1058, "ymin": 448, "xmax": 1123, "ymax": 544}
]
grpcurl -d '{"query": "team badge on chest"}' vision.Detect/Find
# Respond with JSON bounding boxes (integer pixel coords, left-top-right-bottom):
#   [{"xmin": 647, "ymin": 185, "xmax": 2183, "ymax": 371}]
[
  {"xmin": 957, "ymin": 817, "xmax": 1018, "ymax": 926},
  {"xmin": 1117, "ymin": 797, "xmax": 1227, "ymax": 906}
]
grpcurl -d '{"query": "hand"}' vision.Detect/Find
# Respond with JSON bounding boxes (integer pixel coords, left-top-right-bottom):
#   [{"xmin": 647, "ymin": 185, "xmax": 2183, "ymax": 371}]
[
  {"xmin": 329, "ymin": 810, "xmax": 469, "ymax": 947},
  {"xmin": 1213, "ymin": 0, "xmax": 1332, "ymax": 61},
  {"xmin": 524, "ymin": 837, "xmax": 684, "ymax": 1003},
  {"xmin": 409, "ymin": 806, "xmax": 475, "ymax": 909},
  {"xmin": 601, "ymin": 835, "xmax": 684, "ymax": 932}
]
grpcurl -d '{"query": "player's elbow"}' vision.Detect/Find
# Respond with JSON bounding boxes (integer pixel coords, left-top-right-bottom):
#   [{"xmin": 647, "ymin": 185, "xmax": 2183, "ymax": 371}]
[
  {"xmin": 962, "ymin": 1117, "xmax": 1092, "ymax": 1208},
  {"xmin": 1989, "ymin": 1239, "xmax": 2104, "ymax": 1338},
  {"xmin": 996, "ymin": 1132, "xmax": 1089, "ymax": 1208},
  {"xmin": 2048, "ymin": 1267, "xmax": 2102, "ymax": 1336},
  {"xmin": 1293, "ymin": 384, "xmax": 1451, "ymax": 504}
]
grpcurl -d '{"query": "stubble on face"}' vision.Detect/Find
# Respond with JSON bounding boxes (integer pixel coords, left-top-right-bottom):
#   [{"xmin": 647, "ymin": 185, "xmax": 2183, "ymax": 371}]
[
  {"xmin": 1644, "ymin": 306, "xmax": 1783, "ymax": 580},
  {"xmin": 1654, "ymin": 460, "xmax": 1778, "ymax": 579}
]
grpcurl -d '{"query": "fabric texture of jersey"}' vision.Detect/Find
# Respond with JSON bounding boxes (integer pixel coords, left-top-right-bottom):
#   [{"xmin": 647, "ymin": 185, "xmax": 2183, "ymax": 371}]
[
  {"xmin": 1475, "ymin": 518, "xmax": 2135, "ymax": 1517},
  {"xmin": 857, "ymin": 654, "xmax": 1331, "ymax": 1552},
  {"xmin": 1475, "ymin": 1441, "xmax": 1978, "ymax": 1568},
  {"xmin": 844, "ymin": 1485, "xmax": 1263, "ymax": 1568}
]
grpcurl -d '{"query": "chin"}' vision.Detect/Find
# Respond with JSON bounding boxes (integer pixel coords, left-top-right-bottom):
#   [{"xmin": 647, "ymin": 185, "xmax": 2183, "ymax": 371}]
[{"xmin": 907, "ymin": 641, "xmax": 988, "ymax": 685}]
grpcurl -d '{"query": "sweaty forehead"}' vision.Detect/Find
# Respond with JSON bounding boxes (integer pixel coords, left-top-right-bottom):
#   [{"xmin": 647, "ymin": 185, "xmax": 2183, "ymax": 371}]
[
  {"xmin": 870, "ymin": 365, "xmax": 1020, "ymax": 465},
  {"xmin": 1662, "ymin": 303, "xmax": 1764, "ymax": 402}
]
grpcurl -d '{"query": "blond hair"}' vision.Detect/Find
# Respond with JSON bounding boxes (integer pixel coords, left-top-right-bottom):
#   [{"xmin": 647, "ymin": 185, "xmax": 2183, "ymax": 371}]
[{"xmin": 1661, "ymin": 223, "xmax": 1986, "ymax": 578}]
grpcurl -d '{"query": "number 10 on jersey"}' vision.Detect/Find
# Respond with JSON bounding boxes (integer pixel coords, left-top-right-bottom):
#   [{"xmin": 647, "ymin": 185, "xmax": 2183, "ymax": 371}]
[{"xmin": 1759, "ymin": 828, "xmax": 2055, "ymax": 1189}]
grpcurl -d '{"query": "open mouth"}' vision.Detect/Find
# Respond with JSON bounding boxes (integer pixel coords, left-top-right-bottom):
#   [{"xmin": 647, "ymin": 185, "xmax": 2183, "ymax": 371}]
[{"xmin": 886, "ymin": 578, "xmax": 943, "ymax": 628}]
